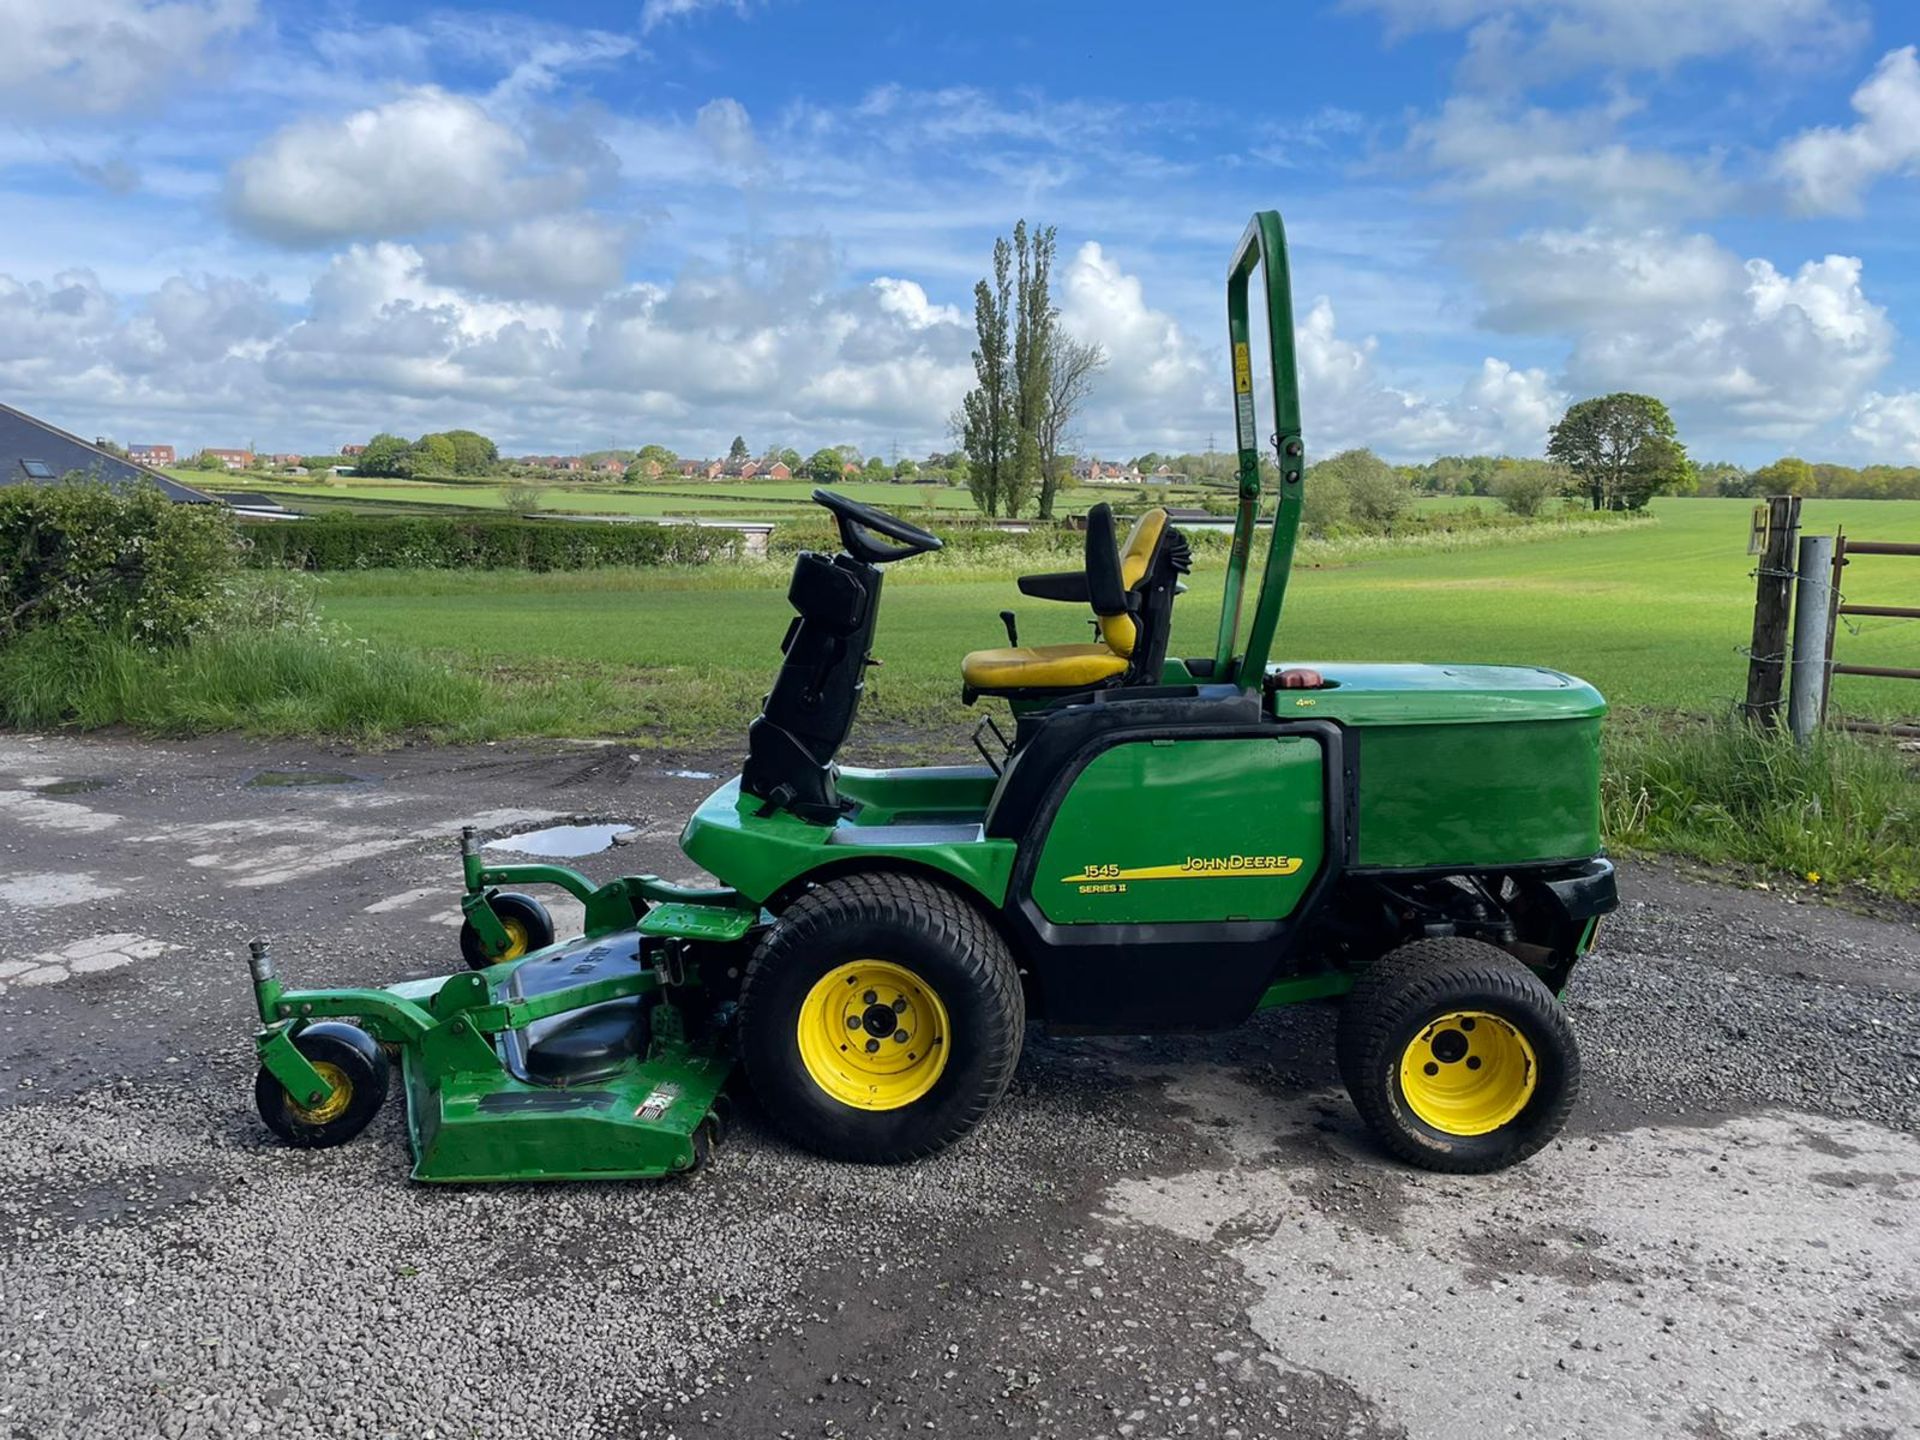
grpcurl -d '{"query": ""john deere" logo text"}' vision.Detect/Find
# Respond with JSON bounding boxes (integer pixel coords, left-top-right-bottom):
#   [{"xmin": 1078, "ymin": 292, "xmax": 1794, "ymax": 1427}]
[{"xmin": 1063, "ymin": 854, "xmax": 1303, "ymax": 886}]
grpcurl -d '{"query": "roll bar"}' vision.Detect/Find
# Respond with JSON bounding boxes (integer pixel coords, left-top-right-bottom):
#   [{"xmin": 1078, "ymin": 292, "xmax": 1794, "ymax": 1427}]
[{"xmin": 1213, "ymin": 210, "xmax": 1306, "ymax": 690}]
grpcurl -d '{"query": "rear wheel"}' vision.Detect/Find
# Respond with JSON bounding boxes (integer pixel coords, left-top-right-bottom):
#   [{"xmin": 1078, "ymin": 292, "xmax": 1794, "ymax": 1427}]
[
  {"xmin": 1336, "ymin": 937, "xmax": 1578, "ymax": 1174},
  {"xmin": 254, "ymin": 1022, "xmax": 390, "ymax": 1149},
  {"xmin": 740, "ymin": 872, "xmax": 1024, "ymax": 1164},
  {"xmin": 459, "ymin": 892, "xmax": 554, "ymax": 970}
]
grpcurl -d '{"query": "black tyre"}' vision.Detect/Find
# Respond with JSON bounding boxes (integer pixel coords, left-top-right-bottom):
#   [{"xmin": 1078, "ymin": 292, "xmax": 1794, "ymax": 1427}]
[
  {"xmin": 254, "ymin": 1022, "xmax": 391, "ymax": 1149},
  {"xmin": 739, "ymin": 872, "xmax": 1025, "ymax": 1164},
  {"xmin": 459, "ymin": 892, "xmax": 554, "ymax": 970},
  {"xmin": 1336, "ymin": 937, "xmax": 1579, "ymax": 1174}
]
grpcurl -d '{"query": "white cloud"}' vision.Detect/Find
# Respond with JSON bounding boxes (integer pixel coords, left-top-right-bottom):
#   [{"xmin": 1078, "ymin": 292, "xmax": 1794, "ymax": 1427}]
[
  {"xmin": 693, "ymin": 98, "xmax": 762, "ymax": 172},
  {"xmin": 1347, "ymin": 0, "xmax": 1864, "ymax": 87},
  {"xmin": 1411, "ymin": 96, "xmax": 1727, "ymax": 219},
  {"xmin": 0, "ymin": 0, "xmax": 257, "ymax": 117},
  {"xmin": 1776, "ymin": 47, "xmax": 1920, "ymax": 215},
  {"xmin": 425, "ymin": 216, "xmax": 632, "ymax": 304},
  {"xmin": 227, "ymin": 88, "xmax": 585, "ymax": 247},
  {"xmin": 1296, "ymin": 298, "xmax": 1563, "ymax": 457},
  {"xmin": 1849, "ymin": 391, "xmax": 1920, "ymax": 462},
  {"xmin": 640, "ymin": 0, "xmax": 750, "ymax": 34},
  {"xmin": 1478, "ymin": 227, "xmax": 1893, "ymax": 438}
]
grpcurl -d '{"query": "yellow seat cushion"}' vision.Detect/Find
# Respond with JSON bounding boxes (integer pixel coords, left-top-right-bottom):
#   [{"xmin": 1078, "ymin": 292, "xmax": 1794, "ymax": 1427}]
[{"xmin": 962, "ymin": 642, "xmax": 1130, "ymax": 691}]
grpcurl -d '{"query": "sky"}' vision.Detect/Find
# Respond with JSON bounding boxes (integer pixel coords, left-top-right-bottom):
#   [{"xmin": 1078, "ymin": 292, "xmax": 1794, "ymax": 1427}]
[{"xmin": 3, "ymin": 0, "xmax": 1920, "ymax": 467}]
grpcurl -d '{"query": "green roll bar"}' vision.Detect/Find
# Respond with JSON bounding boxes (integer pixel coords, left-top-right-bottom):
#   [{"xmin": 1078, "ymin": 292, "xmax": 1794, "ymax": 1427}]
[{"xmin": 1212, "ymin": 209, "xmax": 1306, "ymax": 690}]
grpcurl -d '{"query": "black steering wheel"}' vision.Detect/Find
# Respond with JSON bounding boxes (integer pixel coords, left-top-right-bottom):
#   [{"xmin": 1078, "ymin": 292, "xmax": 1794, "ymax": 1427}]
[{"xmin": 812, "ymin": 489, "xmax": 944, "ymax": 565}]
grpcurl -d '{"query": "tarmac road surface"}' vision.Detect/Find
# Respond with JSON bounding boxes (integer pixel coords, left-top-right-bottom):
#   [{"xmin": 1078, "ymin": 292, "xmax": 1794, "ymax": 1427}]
[{"xmin": 0, "ymin": 732, "xmax": 1914, "ymax": 1440}]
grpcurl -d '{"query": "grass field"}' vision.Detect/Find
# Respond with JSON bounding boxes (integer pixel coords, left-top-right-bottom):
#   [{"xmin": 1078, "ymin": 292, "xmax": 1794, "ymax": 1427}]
[
  {"xmin": 178, "ymin": 469, "xmax": 1512, "ymax": 524},
  {"xmin": 310, "ymin": 497, "xmax": 1920, "ymax": 747}
]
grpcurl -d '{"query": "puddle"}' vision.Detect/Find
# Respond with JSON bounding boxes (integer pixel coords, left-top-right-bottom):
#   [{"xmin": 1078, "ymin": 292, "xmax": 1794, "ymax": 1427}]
[
  {"xmin": 662, "ymin": 769, "xmax": 718, "ymax": 780},
  {"xmin": 36, "ymin": 778, "xmax": 110, "ymax": 796},
  {"xmin": 484, "ymin": 823, "xmax": 631, "ymax": 858},
  {"xmin": 245, "ymin": 770, "xmax": 361, "ymax": 788}
]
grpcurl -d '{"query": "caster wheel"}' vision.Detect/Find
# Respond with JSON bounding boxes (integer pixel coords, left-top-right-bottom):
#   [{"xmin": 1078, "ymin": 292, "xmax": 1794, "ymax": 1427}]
[
  {"xmin": 685, "ymin": 1116, "xmax": 721, "ymax": 1173},
  {"xmin": 459, "ymin": 892, "xmax": 554, "ymax": 970},
  {"xmin": 255, "ymin": 1022, "xmax": 390, "ymax": 1149}
]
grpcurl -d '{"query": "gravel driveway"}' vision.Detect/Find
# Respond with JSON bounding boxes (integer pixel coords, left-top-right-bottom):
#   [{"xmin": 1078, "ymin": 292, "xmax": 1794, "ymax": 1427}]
[{"xmin": 0, "ymin": 733, "xmax": 1914, "ymax": 1440}]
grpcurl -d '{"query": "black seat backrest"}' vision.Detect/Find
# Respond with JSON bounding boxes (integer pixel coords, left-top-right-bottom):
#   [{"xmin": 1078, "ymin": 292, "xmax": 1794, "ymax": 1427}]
[{"xmin": 742, "ymin": 550, "xmax": 884, "ymax": 821}]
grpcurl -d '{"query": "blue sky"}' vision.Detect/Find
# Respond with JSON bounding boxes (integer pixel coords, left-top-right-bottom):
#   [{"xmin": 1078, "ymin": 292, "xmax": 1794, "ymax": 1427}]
[{"xmin": 3, "ymin": 0, "xmax": 1919, "ymax": 466}]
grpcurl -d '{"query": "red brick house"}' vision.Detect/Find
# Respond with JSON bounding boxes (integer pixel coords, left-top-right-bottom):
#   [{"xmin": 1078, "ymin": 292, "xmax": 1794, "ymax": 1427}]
[
  {"xmin": 204, "ymin": 448, "xmax": 254, "ymax": 470},
  {"xmin": 129, "ymin": 443, "xmax": 175, "ymax": 466}
]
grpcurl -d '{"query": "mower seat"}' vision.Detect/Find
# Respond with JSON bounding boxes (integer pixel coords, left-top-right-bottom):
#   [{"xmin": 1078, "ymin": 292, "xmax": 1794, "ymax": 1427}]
[{"xmin": 961, "ymin": 505, "xmax": 1188, "ymax": 699}]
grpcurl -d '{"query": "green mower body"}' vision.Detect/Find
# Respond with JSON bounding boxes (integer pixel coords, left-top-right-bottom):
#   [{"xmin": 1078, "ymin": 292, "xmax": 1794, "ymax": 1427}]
[{"xmin": 247, "ymin": 210, "xmax": 1617, "ymax": 1181}]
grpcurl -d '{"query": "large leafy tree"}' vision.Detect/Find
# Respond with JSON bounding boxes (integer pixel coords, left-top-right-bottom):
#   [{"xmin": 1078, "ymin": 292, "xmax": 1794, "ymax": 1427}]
[
  {"xmin": 356, "ymin": 433, "xmax": 412, "ymax": 477},
  {"xmin": 1547, "ymin": 394, "xmax": 1690, "ymax": 511},
  {"xmin": 442, "ymin": 429, "xmax": 498, "ymax": 474},
  {"xmin": 804, "ymin": 447, "xmax": 846, "ymax": 485},
  {"xmin": 1316, "ymin": 449, "xmax": 1411, "ymax": 533},
  {"xmin": 728, "ymin": 435, "xmax": 750, "ymax": 462},
  {"xmin": 1008, "ymin": 220, "xmax": 1056, "ymax": 520}
]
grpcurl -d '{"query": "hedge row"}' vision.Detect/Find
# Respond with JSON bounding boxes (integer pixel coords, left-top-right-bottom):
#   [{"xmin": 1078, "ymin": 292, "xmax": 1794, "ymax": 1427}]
[{"xmin": 242, "ymin": 516, "xmax": 737, "ymax": 571}]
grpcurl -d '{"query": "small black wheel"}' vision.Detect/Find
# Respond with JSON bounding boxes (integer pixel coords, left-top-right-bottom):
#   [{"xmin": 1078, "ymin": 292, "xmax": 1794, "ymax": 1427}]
[
  {"xmin": 459, "ymin": 892, "xmax": 554, "ymax": 970},
  {"xmin": 1336, "ymin": 937, "xmax": 1579, "ymax": 1174},
  {"xmin": 684, "ymin": 1116, "xmax": 720, "ymax": 1173},
  {"xmin": 254, "ymin": 1022, "xmax": 390, "ymax": 1149},
  {"xmin": 739, "ymin": 872, "xmax": 1025, "ymax": 1164}
]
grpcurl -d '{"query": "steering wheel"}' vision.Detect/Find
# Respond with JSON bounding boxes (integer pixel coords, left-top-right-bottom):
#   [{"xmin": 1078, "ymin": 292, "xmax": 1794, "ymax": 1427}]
[{"xmin": 811, "ymin": 489, "xmax": 945, "ymax": 565}]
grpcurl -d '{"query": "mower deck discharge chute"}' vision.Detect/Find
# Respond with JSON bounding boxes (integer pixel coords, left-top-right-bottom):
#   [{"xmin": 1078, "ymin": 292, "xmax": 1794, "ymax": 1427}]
[{"xmin": 249, "ymin": 210, "xmax": 1617, "ymax": 1181}]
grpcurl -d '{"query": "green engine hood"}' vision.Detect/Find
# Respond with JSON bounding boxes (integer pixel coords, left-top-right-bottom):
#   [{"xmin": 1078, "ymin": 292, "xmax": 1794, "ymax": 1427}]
[{"xmin": 1264, "ymin": 662, "xmax": 1606, "ymax": 726}]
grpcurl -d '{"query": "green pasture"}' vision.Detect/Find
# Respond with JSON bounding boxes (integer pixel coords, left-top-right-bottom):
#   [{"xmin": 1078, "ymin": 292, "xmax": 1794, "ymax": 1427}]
[{"xmin": 313, "ymin": 497, "xmax": 1920, "ymax": 748}]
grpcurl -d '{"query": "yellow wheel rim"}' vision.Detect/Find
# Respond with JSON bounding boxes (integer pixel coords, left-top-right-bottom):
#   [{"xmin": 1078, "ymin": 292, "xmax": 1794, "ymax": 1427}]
[
  {"xmin": 796, "ymin": 960, "xmax": 950, "ymax": 1111},
  {"xmin": 499, "ymin": 917, "xmax": 530, "ymax": 961},
  {"xmin": 288, "ymin": 1061, "xmax": 353, "ymax": 1125},
  {"xmin": 1397, "ymin": 1010, "xmax": 1537, "ymax": 1136}
]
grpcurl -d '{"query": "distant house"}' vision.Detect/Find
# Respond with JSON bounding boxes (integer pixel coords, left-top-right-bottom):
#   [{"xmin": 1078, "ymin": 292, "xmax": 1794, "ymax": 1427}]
[
  {"xmin": 594, "ymin": 458, "xmax": 626, "ymax": 476},
  {"xmin": 270, "ymin": 452, "xmax": 304, "ymax": 468},
  {"xmin": 341, "ymin": 443, "xmax": 367, "ymax": 457},
  {"xmin": 204, "ymin": 448, "xmax": 254, "ymax": 471},
  {"xmin": 759, "ymin": 460, "xmax": 793, "ymax": 480},
  {"xmin": 0, "ymin": 402, "xmax": 216, "ymax": 504},
  {"xmin": 129, "ymin": 443, "xmax": 175, "ymax": 466}
]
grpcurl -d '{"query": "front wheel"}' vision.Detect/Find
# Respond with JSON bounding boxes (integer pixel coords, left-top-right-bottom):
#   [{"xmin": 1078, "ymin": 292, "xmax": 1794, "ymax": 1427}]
[
  {"xmin": 459, "ymin": 892, "xmax": 554, "ymax": 970},
  {"xmin": 1336, "ymin": 937, "xmax": 1579, "ymax": 1174},
  {"xmin": 739, "ymin": 872, "xmax": 1025, "ymax": 1164},
  {"xmin": 254, "ymin": 1022, "xmax": 391, "ymax": 1149}
]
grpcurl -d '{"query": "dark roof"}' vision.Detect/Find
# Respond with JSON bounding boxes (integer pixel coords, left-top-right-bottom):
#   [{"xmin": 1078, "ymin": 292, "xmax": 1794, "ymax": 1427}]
[{"xmin": 0, "ymin": 402, "xmax": 217, "ymax": 504}]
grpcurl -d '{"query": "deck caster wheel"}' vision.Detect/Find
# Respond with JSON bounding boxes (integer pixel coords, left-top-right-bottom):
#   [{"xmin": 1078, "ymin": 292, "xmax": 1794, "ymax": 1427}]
[
  {"xmin": 685, "ymin": 1115, "xmax": 721, "ymax": 1173},
  {"xmin": 740, "ymin": 872, "xmax": 1024, "ymax": 1165},
  {"xmin": 255, "ymin": 1022, "xmax": 391, "ymax": 1149},
  {"xmin": 1336, "ymin": 937, "xmax": 1579, "ymax": 1174},
  {"xmin": 459, "ymin": 892, "xmax": 554, "ymax": 970}
]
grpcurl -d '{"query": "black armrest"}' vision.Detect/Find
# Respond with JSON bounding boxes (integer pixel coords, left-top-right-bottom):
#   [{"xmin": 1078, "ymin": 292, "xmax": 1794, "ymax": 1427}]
[{"xmin": 1017, "ymin": 570, "xmax": 1090, "ymax": 602}]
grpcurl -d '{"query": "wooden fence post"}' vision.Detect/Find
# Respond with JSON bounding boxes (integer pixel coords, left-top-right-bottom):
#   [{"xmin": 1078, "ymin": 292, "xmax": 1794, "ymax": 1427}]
[{"xmin": 1744, "ymin": 494, "xmax": 1801, "ymax": 727}]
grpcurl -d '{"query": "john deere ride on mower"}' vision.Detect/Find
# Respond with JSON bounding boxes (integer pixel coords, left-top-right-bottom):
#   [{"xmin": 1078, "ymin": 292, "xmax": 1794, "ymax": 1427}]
[{"xmin": 248, "ymin": 211, "xmax": 1616, "ymax": 1180}]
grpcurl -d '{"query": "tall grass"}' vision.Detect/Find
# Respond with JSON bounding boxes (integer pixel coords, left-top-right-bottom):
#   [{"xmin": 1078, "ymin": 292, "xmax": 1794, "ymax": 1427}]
[
  {"xmin": 1604, "ymin": 712, "xmax": 1920, "ymax": 899},
  {"xmin": 0, "ymin": 627, "xmax": 630, "ymax": 743}
]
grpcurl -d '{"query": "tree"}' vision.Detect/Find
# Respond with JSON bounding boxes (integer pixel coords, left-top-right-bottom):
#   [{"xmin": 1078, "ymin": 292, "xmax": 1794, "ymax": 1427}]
[
  {"xmin": 1008, "ymin": 220, "xmax": 1056, "ymax": 520},
  {"xmin": 728, "ymin": 435, "xmax": 750, "ymax": 463},
  {"xmin": 411, "ymin": 433, "xmax": 458, "ymax": 476},
  {"xmin": 961, "ymin": 236, "xmax": 1015, "ymax": 517},
  {"xmin": 1300, "ymin": 455, "xmax": 1352, "ymax": 534},
  {"xmin": 501, "ymin": 481, "xmax": 545, "ymax": 516},
  {"xmin": 1487, "ymin": 460, "xmax": 1566, "ymax": 517},
  {"xmin": 1037, "ymin": 332, "xmax": 1105, "ymax": 519},
  {"xmin": 863, "ymin": 456, "xmax": 888, "ymax": 478},
  {"xmin": 804, "ymin": 447, "xmax": 845, "ymax": 485},
  {"xmin": 1751, "ymin": 456, "xmax": 1817, "ymax": 497},
  {"xmin": 1547, "ymin": 394, "xmax": 1688, "ymax": 511},
  {"xmin": 356, "ymin": 433, "xmax": 412, "ymax": 478},
  {"xmin": 778, "ymin": 447, "xmax": 803, "ymax": 472},
  {"xmin": 1317, "ymin": 449, "xmax": 1409, "ymax": 533},
  {"xmin": 443, "ymin": 429, "xmax": 498, "ymax": 474},
  {"xmin": 893, "ymin": 457, "xmax": 919, "ymax": 481}
]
